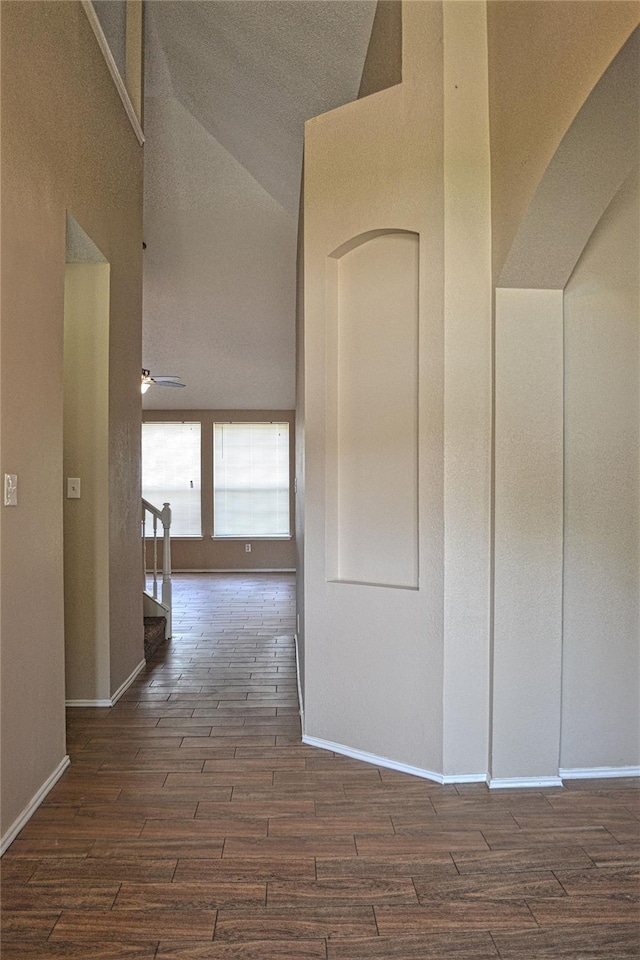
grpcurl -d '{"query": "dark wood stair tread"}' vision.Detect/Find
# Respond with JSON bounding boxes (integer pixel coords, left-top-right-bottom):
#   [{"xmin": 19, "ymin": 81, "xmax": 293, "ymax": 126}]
[{"xmin": 144, "ymin": 616, "xmax": 166, "ymax": 661}]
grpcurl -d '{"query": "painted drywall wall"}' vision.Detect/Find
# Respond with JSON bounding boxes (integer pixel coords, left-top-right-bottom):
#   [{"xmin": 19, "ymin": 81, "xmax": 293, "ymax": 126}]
[
  {"xmin": 142, "ymin": 411, "xmax": 296, "ymax": 571},
  {"xmin": 498, "ymin": 27, "xmax": 639, "ymax": 292},
  {"xmin": 358, "ymin": 0, "xmax": 402, "ymax": 99},
  {"xmin": 125, "ymin": 0, "xmax": 144, "ymax": 122},
  {"xmin": 303, "ymin": 0, "xmax": 636, "ymax": 783},
  {"xmin": 0, "ymin": 0, "xmax": 143, "ymax": 841},
  {"xmin": 326, "ymin": 231, "xmax": 420, "ymax": 589},
  {"xmin": 441, "ymin": 0, "xmax": 492, "ymax": 779},
  {"xmin": 303, "ymin": 0, "xmax": 446, "ymax": 773},
  {"xmin": 562, "ymin": 170, "xmax": 639, "ymax": 770},
  {"xmin": 492, "ymin": 288, "xmax": 565, "ymax": 783},
  {"xmin": 489, "ymin": 20, "xmax": 639, "ymax": 784},
  {"xmin": 142, "ymin": 93, "xmax": 298, "ymax": 411},
  {"xmin": 487, "ymin": 0, "xmax": 640, "ymax": 279},
  {"xmin": 303, "ymin": 0, "xmax": 493, "ymax": 779},
  {"xmin": 93, "ymin": 0, "xmax": 127, "ymax": 79},
  {"xmin": 64, "ymin": 263, "xmax": 111, "ymax": 703},
  {"xmin": 141, "ymin": 1, "xmax": 375, "ymax": 412}
]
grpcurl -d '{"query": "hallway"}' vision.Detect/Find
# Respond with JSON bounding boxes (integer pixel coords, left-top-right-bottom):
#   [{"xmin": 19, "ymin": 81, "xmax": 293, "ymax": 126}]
[{"xmin": 1, "ymin": 574, "xmax": 638, "ymax": 958}]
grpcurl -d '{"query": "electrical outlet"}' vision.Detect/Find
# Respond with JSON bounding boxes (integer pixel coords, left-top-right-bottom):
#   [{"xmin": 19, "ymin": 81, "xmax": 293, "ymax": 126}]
[{"xmin": 245, "ymin": 543, "xmax": 251, "ymax": 552}]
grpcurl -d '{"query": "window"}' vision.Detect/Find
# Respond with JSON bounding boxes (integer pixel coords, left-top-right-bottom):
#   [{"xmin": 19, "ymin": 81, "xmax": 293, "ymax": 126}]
[
  {"xmin": 141, "ymin": 422, "xmax": 201, "ymax": 536},
  {"xmin": 214, "ymin": 422, "xmax": 290, "ymax": 537}
]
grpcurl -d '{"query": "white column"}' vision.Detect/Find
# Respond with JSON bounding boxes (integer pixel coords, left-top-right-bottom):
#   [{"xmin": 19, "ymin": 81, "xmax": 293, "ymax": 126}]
[{"xmin": 161, "ymin": 502, "xmax": 172, "ymax": 638}]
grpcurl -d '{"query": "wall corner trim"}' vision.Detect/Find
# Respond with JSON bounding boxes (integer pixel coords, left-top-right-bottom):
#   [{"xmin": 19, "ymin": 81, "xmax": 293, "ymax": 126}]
[
  {"xmin": 559, "ymin": 766, "xmax": 640, "ymax": 781},
  {"xmin": 65, "ymin": 659, "xmax": 145, "ymax": 709},
  {"xmin": 488, "ymin": 776, "xmax": 564, "ymax": 790},
  {"xmin": 80, "ymin": 0, "xmax": 145, "ymax": 146},
  {"xmin": 302, "ymin": 736, "xmax": 486, "ymax": 785},
  {"xmin": 110, "ymin": 659, "xmax": 146, "ymax": 705},
  {"xmin": 66, "ymin": 699, "xmax": 113, "ymax": 708},
  {"xmin": 0, "ymin": 756, "xmax": 71, "ymax": 855},
  {"xmin": 442, "ymin": 773, "xmax": 489, "ymax": 785}
]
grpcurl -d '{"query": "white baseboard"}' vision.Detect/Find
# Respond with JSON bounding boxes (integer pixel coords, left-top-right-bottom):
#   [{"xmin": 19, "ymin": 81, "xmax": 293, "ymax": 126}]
[
  {"xmin": 110, "ymin": 659, "xmax": 146, "ymax": 705},
  {"xmin": 66, "ymin": 698, "xmax": 113, "ymax": 707},
  {"xmin": 173, "ymin": 568, "xmax": 296, "ymax": 574},
  {"xmin": 66, "ymin": 659, "xmax": 145, "ymax": 709},
  {"xmin": 442, "ymin": 773, "xmax": 489, "ymax": 785},
  {"xmin": 489, "ymin": 776, "xmax": 564, "ymax": 789},
  {"xmin": 559, "ymin": 765, "xmax": 640, "ymax": 781},
  {"xmin": 302, "ymin": 735, "xmax": 487, "ymax": 785},
  {"xmin": 1, "ymin": 755, "xmax": 70, "ymax": 855}
]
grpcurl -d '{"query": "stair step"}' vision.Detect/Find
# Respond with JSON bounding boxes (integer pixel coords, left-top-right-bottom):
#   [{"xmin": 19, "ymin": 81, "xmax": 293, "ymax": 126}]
[{"xmin": 144, "ymin": 616, "xmax": 166, "ymax": 661}]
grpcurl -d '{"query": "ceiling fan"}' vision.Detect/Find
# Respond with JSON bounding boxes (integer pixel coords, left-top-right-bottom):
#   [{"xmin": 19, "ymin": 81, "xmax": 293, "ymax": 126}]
[{"xmin": 141, "ymin": 369, "xmax": 186, "ymax": 394}]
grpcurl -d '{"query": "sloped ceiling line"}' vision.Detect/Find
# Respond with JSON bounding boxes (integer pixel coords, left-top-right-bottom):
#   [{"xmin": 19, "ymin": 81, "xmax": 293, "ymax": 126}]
[{"xmin": 143, "ymin": 0, "xmax": 376, "ymax": 410}]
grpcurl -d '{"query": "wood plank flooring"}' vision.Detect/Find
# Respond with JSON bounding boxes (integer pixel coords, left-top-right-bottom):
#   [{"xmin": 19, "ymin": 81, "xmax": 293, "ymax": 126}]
[{"xmin": 1, "ymin": 573, "xmax": 638, "ymax": 959}]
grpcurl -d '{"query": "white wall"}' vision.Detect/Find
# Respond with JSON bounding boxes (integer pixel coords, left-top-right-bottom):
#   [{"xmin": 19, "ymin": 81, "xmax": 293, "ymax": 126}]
[
  {"xmin": 442, "ymin": 0, "xmax": 492, "ymax": 779},
  {"xmin": 302, "ymin": 2, "xmax": 638, "ymax": 785},
  {"xmin": 1, "ymin": 0, "xmax": 143, "ymax": 850},
  {"xmin": 64, "ymin": 263, "xmax": 111, "ymax": 704},
  {"xmin": 492, "ymin": 288, "xmax": 564, "ymax": 784},
  {"xmin": 303, "ymin": 0, "xmax": 446, "ymax": 774},
  {"xmin": 303, "ymin": 1, "xmax": 493, "ymax": 780},
  {"xmin": 326, "ymin": 230, "xmax": 420, "ymax": 590},
  {"xmin": 562, "ymin": 170, "xmax": 639, "ymax": 771},
  {"xmin": 142, "ymin": 95, "xmax": 297, "ymax": 411}
]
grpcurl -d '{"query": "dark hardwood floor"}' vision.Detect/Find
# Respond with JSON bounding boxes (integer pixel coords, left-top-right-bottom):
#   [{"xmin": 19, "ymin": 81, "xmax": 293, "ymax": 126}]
[{"xmin": 1, "ymin": 573, "xmax": 638, "ymax": 959}]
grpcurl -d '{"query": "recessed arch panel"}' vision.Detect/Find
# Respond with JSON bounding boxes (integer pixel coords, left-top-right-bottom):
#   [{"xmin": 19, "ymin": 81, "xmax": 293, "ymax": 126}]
[{"xmin": 326, "ymin": 229, "xmax": 419, "ymax": 589}]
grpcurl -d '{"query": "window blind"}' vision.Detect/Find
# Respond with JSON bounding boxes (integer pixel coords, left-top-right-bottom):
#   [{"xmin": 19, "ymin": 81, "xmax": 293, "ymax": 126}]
[
  {"xmin": 141, "ymin": 422, "xmax": 201, "ymax": 537},
  {"xmin": 214, "ymin": 422, "xmax": 290, "ymax": 537}
]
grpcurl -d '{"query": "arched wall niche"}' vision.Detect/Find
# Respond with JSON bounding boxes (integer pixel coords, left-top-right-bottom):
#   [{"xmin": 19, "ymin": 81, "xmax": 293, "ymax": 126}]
[{"xmin": 326, "ymin": 229, "xmax": 420, "ymax": 590}]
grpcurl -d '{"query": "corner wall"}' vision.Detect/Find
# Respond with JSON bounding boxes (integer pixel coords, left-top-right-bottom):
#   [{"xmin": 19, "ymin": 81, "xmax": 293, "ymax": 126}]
[
  {"xmin": 303, "ymin": 0, "xmax": 496, "ymax": 780},
  {"xmin": 303, "ymin": 0, "xmax": 446, "ymax": 773},
  {"xmin": 488, "ymin": 23, "xmax": 639, "ymax": 785},
  {"xmin": 302, "ymin": 0, "xmax": 638, "ymax": 785},
  {"xmin": 492, "ymin": 288, "xmax": 564, "ymax": 784},
  {"xmin": 303, "ymin": 0, "xmax": 493, "ymax": 781},
  {"xmin": 562, "ymin": 171, "xmax": 639, "ymax": 772},
  {"xmin": 64, "ymin": 263, "xmax": 112, "ymax": 703},
  {"xmin": 0, "ymin": 0, "xmax": 143, "ymax": 843}
]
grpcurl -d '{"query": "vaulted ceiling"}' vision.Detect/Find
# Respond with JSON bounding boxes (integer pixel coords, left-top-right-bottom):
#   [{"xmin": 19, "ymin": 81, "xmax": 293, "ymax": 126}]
[{"xmin": 142, "ymin": 0, "xmax": 376, "ymax": 410}]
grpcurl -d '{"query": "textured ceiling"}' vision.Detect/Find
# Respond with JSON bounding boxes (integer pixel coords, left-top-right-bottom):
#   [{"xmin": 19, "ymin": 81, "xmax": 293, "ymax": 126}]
[{"xmin": 142, "ymin": 0, "xmax": 376, "ymax": 410}]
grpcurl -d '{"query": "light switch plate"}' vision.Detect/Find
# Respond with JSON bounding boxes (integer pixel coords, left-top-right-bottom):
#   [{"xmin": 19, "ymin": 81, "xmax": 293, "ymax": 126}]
[
  {"xmin": 67, "ymin": 477, "xmax": 81, "ymax": 499},
  {"xmin": 4, "ymin": 474, "xmax": 17, "ymax": 506}
]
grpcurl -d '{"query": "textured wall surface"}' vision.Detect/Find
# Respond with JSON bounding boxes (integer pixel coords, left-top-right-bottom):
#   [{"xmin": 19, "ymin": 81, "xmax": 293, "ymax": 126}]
[
  {"xmin": 141, "ymin": 0, "xmax": 376, "ymax": 412},
  {"xmin": 303, "ymin": 0, "xmax": 446, "ymax": 773},
  {"xmin": 562, "ymin": 171, "xmax": 639, "ymax": 770},
  {"xmin": 487, "ymin": 0, "xmax": 640, "ymax": 278},
  {"xmin": 1, "ymin": 0, "xmax": 143, "ymax": 841}
]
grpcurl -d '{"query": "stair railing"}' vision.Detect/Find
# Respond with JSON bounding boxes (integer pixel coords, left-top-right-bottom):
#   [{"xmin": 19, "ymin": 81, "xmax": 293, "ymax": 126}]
[{"xmin": 142, "ymin": 498, "xmax": 172, "ymax": 637}]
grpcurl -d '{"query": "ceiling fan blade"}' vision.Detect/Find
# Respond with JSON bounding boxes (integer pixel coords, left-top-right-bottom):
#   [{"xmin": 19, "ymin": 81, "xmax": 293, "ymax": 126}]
[
  {"xmin": 153, "ymin": 375, "xmax": 182, "ymax": 382},
  {"xmin": 155, "ymin": 380, "xmax": 186, "ymax": 387}
]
